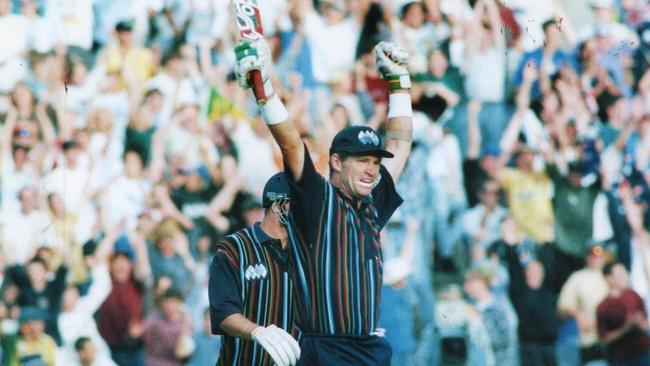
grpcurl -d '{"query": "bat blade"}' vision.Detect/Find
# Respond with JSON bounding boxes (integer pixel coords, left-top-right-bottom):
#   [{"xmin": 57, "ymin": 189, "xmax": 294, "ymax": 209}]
[{"xmin": 232, "ymin": 0, "xmax": 267, "ymax": 104}]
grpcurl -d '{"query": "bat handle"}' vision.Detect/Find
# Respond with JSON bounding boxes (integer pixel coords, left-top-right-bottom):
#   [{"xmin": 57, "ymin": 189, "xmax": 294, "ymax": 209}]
[{"xmin": 249, "ymin": 70, "xmax": 267, "ymax": 105}]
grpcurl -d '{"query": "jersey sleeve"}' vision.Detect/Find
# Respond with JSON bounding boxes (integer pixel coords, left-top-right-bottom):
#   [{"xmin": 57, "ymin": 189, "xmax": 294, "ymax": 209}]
[
  {"xmin": 285, "ymin": 146, "xmax": 327, "ymax": 244},
  {"xmin": 208, "ymin": 242, "xmax": 244, "ymax": 335},
  {"xmin": 371, "ymin": 165, "xmax": 404, "ymax": 229}
]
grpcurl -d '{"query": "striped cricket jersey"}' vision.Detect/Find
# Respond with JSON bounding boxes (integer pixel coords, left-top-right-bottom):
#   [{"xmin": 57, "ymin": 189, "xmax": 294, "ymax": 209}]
[
  {"xmin": 285, "ymin": 148, "xmax": 403, "ymax": 335},
  {"xmin": 208, "ymin": 222, "xmax": 296, "ymax": 366}
]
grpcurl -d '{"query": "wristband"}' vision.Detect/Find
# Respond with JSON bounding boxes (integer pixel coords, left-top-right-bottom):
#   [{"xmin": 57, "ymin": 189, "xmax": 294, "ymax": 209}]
[
  {"xmin": 387, "ymin": 75, "xmax": 411, "ymax": 91},
  {"xmin": 387, "ymin": 92, "xmax": 412, "ymax": 119},
  {"xmin": 261, "ymin": 95, "xmax": 289, "ymax": 125},
  {"xmin": 385, "ymin": 130, "xmax": 413, "ymax": 142}
]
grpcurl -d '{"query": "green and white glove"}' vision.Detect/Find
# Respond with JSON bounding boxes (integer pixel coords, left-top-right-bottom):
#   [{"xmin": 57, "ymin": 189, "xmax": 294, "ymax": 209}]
[
  {"xmin": 234, "ymin": 40, "xmax": 274, "ymax": 96},
  {"xmin": 374, "ymin": 41, "xmax": 411, "ymax": 91}
]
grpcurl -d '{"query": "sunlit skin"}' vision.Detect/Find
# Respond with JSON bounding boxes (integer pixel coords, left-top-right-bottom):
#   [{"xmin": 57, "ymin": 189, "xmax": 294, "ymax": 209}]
[
  {"xmin": 402, "ymin": 2, "xmax": 425, "ymax": 29},
  {"xmin": 20, "ymin": 319, "xmax": 45, "ymax": 342},
  {"xmin": 109, "ymin": 254, "xmax": 133, "ymax": 283},
  {"xmin": 330, "ymin": 154, "xmax": 381, "ymax": 200},
  {"xmin": 525, "ymin": 260, "xmax": 545, "ymax": 289},
  {"xmin": 516, "ymin": 149, "xmax": 534, "ymax": 173},
  {"xmin": 606, "ymin": 263, "xmax": 630, "ymax": 293},
  {"xmin": 26, "ymin": 261, "xmax": 47, "ymax": 291},
  {"xmin": 76, "ymin": 339, "xmax": 97, "ymax": 366},
  {"xmin": 62, "ymin": 286, "xmax": 81, "ymax": 312}
]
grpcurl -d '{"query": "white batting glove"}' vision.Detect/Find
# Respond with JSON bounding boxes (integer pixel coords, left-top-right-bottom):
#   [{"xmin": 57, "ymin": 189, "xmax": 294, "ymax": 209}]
[
  {"xmin": 251, "ymin": 325, "xmax": 301, "ymax": 366},
  {"xmin": 234, "ymin": 40, "xmax": 274, "ymax": 96},
  {"xmin": 382, "ymin": 256, "xmax": 412, "ymax": 285},
  {"xmin": 374, "ymin": 41, "xmax": 411, "ymax": 90}
]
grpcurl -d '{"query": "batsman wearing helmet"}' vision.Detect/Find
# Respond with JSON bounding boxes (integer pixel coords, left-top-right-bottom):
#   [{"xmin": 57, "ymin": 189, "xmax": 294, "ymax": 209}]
[
  {"xmin": 234, "ymin": 36, "xmax": 413, "ymax": 365},
  {"xmin": 208, "ymin": 173, "xmax": 301, "ymax": 366}
]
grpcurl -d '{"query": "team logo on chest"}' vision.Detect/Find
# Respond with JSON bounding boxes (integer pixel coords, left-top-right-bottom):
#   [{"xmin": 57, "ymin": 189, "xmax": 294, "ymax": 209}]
[{"xmin": 245, "ymin": 263, "xmax": 268, "ymax": 280}]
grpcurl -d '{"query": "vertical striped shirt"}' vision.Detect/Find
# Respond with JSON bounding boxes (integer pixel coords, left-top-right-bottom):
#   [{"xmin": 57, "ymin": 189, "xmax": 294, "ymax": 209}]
[
  {"xmin": 208, "ymin": 222, "xmax": 295, "ymax": 366},
  {"xmin": 286, "ymin": 149, "xmax": 403, "ymax": 335}
]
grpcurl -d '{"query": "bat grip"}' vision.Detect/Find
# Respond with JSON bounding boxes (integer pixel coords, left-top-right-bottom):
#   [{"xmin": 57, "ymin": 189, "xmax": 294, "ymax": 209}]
[{"xmin": 249, "ymin": 70, "xmax": 267, "ymax": 105}]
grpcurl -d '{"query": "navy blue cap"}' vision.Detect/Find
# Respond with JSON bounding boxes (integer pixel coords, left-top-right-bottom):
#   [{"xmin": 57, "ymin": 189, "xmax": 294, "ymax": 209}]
[
  {"xmin": 262, "ymin": 172, "xmax": 290, "ymax": 208},
  {"xmin": 329, "ymin": 126, "xmax": 394, "ymax": 158},
  {"xmin": 19, "ymin": 306, "xmax": 46, "ymax": 324}
]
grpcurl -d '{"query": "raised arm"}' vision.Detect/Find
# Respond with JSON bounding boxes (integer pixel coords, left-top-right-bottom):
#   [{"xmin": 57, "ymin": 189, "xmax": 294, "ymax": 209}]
[
  {"xmin": 373, "ymin": 42, "xmax": 413, "ymax": 181},
  {"xmin": 233, "ymin": 40, "xmax": 306, "ymax": 179}
]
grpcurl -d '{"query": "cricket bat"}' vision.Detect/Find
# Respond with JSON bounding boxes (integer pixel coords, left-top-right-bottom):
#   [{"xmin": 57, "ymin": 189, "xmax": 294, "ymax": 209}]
[{"xmin": 232, "ymin": 0, "xmax": 268, "ymax": 105}]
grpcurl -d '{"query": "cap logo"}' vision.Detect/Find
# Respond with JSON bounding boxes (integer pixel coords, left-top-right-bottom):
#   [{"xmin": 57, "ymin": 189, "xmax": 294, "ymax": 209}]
[{"xmin": 358, "ymin": 130, "xmax": 380, "ymax": 146}]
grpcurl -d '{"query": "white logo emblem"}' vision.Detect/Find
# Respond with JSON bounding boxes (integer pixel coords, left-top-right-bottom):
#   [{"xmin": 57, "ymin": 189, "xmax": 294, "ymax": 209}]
[
  {"xmin": 358, "ymin": 130, "xmax": 380, "ymax": 146},
  {"xmin": 245, "ymin": 264, "xmax": 268, "ymax": 280}
]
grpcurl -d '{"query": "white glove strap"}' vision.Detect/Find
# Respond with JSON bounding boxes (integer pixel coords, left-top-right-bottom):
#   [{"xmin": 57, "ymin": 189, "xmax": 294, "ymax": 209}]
[
  {"xmin": 261, "ymin": 95, "xmax": 289, "ymax": 125},
  {"xmin": 387, "ymin": 93, "xmax": 413, "ymax": 119}
]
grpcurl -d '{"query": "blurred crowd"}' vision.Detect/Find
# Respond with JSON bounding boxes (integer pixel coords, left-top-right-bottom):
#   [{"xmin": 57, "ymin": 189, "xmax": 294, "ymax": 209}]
[{"xmin": 0, "ymin": 0, "xmax": 649, "ymax": 365}]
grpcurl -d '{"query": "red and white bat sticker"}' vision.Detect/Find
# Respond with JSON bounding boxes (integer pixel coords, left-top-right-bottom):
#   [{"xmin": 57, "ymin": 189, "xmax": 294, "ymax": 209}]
[{"xmin": 233, "ymin": 0, "xmax": 264, "ymax": 41}]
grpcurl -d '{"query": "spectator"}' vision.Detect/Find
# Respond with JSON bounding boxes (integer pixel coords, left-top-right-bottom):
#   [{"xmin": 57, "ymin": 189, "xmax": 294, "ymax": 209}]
[
  {"xmin": 557, "ymin": 243, "xmax": 610, "ymax": 365},
  {"xmin": 101, "ymin": 19, "xmax": 155, "ymax": 93},
  {"xmin": 462, "ymin": 179, "xmax": 508, "ymax": 257},
  {"xmin": 187, "ymin": 309, "xmax": 220, "ymax": 366},
  {"xmin": 549, "ymin": 160, "xmax": 601, "ymax": 288},
  {"xmin": 503, "ymin": 238, "xmax": 558, "ymax": 366},
  {"xmin": 6, "ymin": 254, "xmax": 67, "ymax": 344},
  {"xmin": 1, "ymin": 186, "xmax": 49, "ymax": 265},
  {"xmin": 1, "ymin": 306, "xmax": 57, "ymax": 366},
  {"xmin": 97, "ymin": 228, "xmax": 151, "ymax": 366},
  {"xmin": 596, "ymin": 262, "xmax": 650, "ymax": 366},
  {"xmin": 57, "ymin": 225, "xmax": 116, "ymax": 365},
  {"xmin": 147, "ymin": 220, "xmax": 194, "ymax": 296},
  {"xmin": 464, "ymin": 266, "xmax": 519, "ymax": 366},
  {"xmin": 143, "ymin": 287, "xmax": 195, "ymax": 366},
  {"xmin": 435, "ymin": 283, "xmax": 495, "ymax": 366},
  {"xmin": 517, "ymin": 21, "xmax": 576, "ymax": 96},
  {"xmin": 74, "ymin": 336, "xmax": 117, "ymax": 366}
]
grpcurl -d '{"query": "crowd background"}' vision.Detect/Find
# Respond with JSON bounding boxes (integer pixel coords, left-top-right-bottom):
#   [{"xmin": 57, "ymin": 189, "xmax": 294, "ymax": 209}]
[{"xmin": 0, "ymin": 0, "xmax": 649, "ymax": 365}]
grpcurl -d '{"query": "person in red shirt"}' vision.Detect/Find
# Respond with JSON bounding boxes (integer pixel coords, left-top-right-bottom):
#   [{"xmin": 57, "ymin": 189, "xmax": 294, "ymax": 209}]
[{"xmin": 596, "ymin": 262, "xmax": 650, "ymax": 366}]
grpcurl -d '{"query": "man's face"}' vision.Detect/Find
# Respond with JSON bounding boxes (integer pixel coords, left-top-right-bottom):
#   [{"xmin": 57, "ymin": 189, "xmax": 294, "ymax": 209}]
[
  {"xmin": 77, "ymin": 340, "xmax": 97, "ymax": 364},
  {"xmin": 64, "ymin": 147, "xmax": 81, "ymax": 167},
  {"xmin": 608, "ymin": 263, "xmax": 630, "ymax": 290},
  {"xmin": 332, "ymin": 154, "xmax": 381, "ymax": 198},
  {"xmin": 516, "ymin": 150, "xmax": 534, "ymax": 171},
  {"xmin": 525, "ymin": 261, "xmax": 545, "ymax": 289},
  {"xmin": 27, "ymin": 261, "xmax": 47, "ymax": 285},
  {"xmin": 19, "ymin": 188, "xmax": 35, "ymax": 212},
  {"xmin": 117, "ymin": 30, "xmax": 133, "ymax": 46},
  {"xmin": 479, "ymin": 181, "xmax": 500, "ymax": 208},
  {"xmin": 20, "ymin": 319, "xmax": 44, "ymax": 340},
  {"xmin": 110, "ymin": 254, "xmax": 133, "ymax": 283},
  {"xmin": 12, "ymin": 148, "xmax": 28, "ymax": 168}
]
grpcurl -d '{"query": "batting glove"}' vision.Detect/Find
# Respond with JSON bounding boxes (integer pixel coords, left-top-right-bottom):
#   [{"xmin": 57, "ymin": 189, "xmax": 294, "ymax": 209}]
[
  {"xmin": 374, "ymin": 41, "xmax": 411, "ymax": 90},
  {"xmin": 234, "ymin": 40, "xmax": 274, "ymax": 96},
  {"xmin": 251, "ymin": 325, "xmax": 301, "ymax": 366}
]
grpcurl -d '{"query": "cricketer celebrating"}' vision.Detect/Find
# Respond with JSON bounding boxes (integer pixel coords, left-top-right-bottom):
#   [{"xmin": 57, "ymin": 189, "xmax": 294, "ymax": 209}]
[{"xmin": 234, "ymin": 37, "xmax": 413, "ymax": 365}]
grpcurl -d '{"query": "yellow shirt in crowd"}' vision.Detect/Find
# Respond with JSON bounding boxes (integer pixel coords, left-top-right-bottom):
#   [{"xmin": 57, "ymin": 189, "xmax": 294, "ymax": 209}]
[
  {"xmin": 104, "ymin": 46, "xmax": 156, "ymax": 89},
  {"xmin": 499, "ymin": 167, "xmax": 554, "ymax": 243},
  {"xmin": 12, "ymin": 335, "xmax": 57, "ymax": 366}
]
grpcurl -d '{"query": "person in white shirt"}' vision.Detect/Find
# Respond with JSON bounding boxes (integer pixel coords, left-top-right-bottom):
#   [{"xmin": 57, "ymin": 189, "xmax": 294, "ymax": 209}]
[
  {"xmin": 57, "ymin": 226, "xmax": 117, "ymax": 365},
  {"xmin": 43, "ymin": 140, "xmax": 91, "ymax": 213},
  {"xmin": 463, "ymin": 180, "xmax": 508, "ymax": 252},
  {"xmin": 2, "ymin": 186, "xmax": 49, "ymax": 265},
  {"xmin": 294, "ymin": 0, "xmax": 361, "ymax": 85}
]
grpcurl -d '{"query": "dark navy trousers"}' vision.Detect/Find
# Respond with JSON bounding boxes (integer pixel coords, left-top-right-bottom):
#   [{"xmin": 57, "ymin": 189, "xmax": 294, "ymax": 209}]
[{"xmin": 296, "ymin": 333, "xmax": 392, "ymax": 366}]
